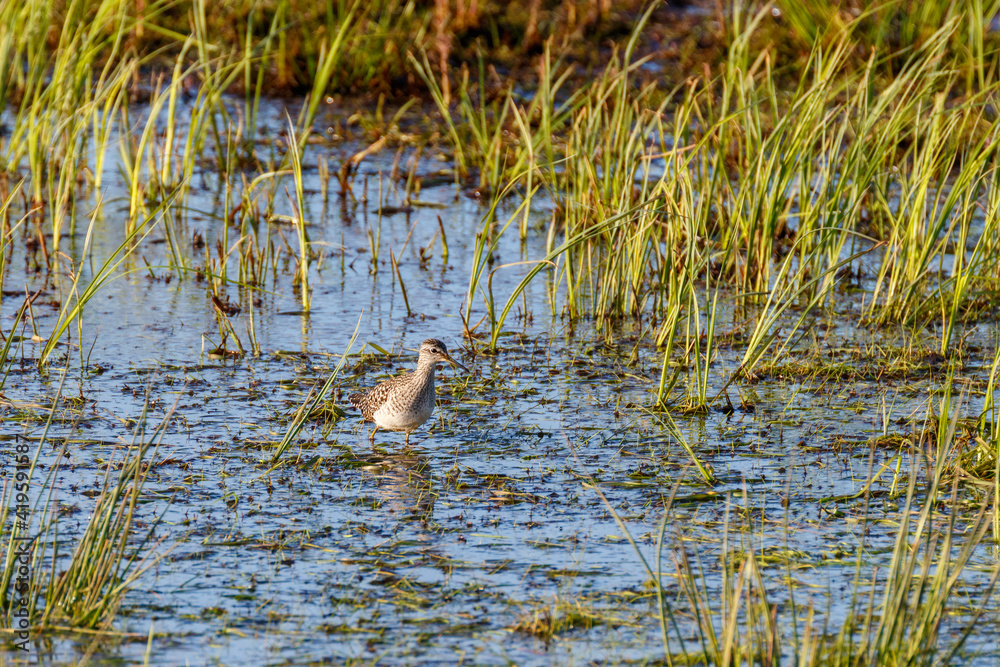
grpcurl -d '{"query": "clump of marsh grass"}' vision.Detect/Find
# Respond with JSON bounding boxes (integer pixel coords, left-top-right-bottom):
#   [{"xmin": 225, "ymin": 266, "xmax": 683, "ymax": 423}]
[
  {"xmin": 0, "ymin": 377, "xmax": 171, "ymax": 636},
  {"xmin": 585, "ymin": 379, "xmax": 1000, "ymax": 665},
  {"xmin": 510, "ymin": 596, "xmax": 630, "ymax": 642},
  {"xmin": 432, "ymin": 0, "xmax": 1000, "ymax": 423}
]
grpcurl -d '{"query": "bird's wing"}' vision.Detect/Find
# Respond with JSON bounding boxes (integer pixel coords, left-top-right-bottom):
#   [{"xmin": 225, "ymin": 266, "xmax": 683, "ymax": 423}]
[{"xmin": 349, "ymin": 376, "xmax": 404, "ymax": 420}]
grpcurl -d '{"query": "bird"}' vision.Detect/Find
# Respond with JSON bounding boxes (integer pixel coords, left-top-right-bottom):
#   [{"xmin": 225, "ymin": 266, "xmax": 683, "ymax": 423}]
[{"xmin": 349, "ymin": 339, "xmax": 469, "ymax": 444}]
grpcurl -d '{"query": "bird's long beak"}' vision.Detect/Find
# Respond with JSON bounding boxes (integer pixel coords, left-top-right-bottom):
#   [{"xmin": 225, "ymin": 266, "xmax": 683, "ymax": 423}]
[{"xmin": 445, "ymin": 352, "xmax": 470, "ymax": 373}]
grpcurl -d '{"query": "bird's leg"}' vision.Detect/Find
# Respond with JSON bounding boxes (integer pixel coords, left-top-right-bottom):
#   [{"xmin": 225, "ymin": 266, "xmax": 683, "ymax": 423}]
[
  {"xmin": 404, "ymin": 431, "xmax": 411, "ymax": 446},
  {"xmin": 369, "ymin": 426, "xmax": 378, "ymax": 443}
]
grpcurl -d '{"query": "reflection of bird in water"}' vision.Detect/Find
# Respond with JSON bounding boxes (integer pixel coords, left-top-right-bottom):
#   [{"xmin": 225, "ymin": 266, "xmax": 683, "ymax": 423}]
[
  {"xmin": 349, "ymin": 339, "xmax": 469, "ymax": 445},
  {"xmin": 372, "ymin": 453, "xmax": 436, "ymax": 524}
]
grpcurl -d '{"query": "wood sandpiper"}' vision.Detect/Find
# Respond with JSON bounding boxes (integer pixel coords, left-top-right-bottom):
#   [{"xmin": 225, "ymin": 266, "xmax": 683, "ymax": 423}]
[{"xmin": 349, "ymin": 339, "xmax": 469, "ymax": 444}]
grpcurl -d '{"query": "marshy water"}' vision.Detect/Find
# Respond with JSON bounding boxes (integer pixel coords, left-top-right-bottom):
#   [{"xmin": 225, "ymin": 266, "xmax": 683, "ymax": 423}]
[
  {"xmin": 5, "ymin": 2, "xmax": 1000, "ymax": 665},
  {"xmin": 2, "ymin": 95, "xmax": 999, "ymax": 665}
]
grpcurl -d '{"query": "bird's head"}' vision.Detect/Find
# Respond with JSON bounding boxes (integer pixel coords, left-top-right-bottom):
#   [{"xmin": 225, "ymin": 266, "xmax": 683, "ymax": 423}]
[{"xmin": 418, "ymin": 339, "xmax": 469, "ymax": 372}]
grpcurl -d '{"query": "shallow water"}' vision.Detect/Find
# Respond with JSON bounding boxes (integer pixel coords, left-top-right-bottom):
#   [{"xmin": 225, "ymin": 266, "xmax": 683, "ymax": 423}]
[{"xmin": 2, "ymin": 98, "xmax": 999, "ymax": 665}]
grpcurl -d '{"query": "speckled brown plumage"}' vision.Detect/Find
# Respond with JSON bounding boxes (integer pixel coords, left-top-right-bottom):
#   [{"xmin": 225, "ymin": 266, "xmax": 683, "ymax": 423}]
[
  {"xmin": 349, "ymin": 339, "xmax": 469, "ymax": 444},
  {"xmin": 349, "ymin": 374, "xmax": 412, "ymax": 421}
]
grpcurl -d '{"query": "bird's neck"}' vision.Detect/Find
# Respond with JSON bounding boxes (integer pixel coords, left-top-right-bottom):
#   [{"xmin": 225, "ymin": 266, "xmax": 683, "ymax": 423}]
[{"xmin": 414, "ymin": 359, "xmax": 439, "ymax": 376}]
